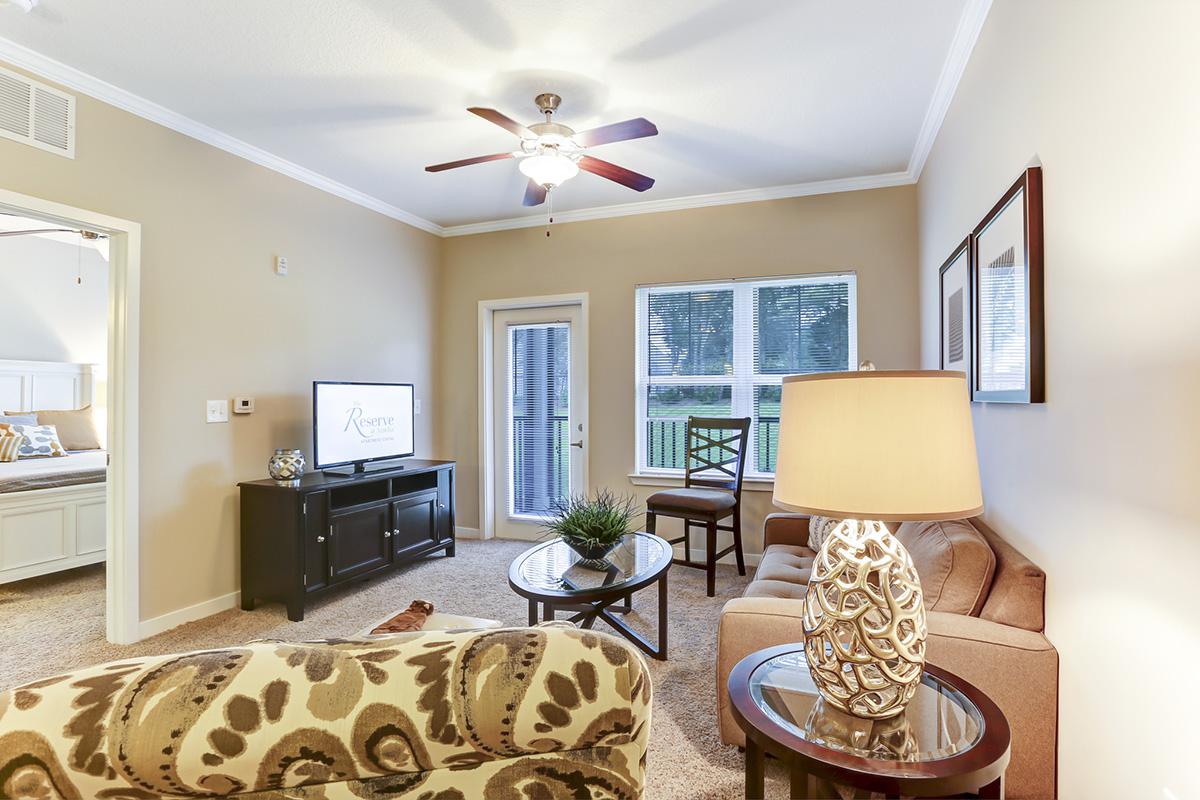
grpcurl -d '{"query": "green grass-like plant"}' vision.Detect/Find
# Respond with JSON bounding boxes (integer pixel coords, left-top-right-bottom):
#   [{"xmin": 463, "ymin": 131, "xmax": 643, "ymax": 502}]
[{"xmin": 543, "ymin": 489, "xmax": 640, "ymax": 550}]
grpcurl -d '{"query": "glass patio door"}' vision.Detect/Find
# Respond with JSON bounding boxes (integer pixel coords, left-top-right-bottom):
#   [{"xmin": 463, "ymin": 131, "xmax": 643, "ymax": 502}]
[{"xmin": 492, "ymin": 305, "xmax": 585, "ymax": 538}]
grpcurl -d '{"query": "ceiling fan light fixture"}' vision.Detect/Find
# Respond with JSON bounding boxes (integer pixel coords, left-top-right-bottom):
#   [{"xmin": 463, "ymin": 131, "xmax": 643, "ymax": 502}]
[{"xmin": 518, "ymin": 152, "xmax": 579, "ymax": 188}]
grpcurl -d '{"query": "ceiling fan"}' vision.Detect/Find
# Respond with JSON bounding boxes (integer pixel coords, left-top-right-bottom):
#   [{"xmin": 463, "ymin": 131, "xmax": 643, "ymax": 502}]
[{"xmin": 425, "ymin": 93, "xmax": 658, "ymax": 207}]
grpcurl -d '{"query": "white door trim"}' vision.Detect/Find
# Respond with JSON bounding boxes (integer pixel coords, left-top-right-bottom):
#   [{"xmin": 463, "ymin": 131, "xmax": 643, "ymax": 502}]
[
  {"xmin": 0, "ymin": 187, "xmax": 141, "ymax": 645},
  {"xmin": 478, "ymin": 293, "xmax": 589, "ymax": 541}
]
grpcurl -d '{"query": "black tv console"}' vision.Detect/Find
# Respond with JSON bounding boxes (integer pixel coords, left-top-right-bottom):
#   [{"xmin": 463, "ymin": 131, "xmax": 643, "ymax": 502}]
[{"xmin": 238, "ymin": 459, "xmax": 455, "ymax": 621}]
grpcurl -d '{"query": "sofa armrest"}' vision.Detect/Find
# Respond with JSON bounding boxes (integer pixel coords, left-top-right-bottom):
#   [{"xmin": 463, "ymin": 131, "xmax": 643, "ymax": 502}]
[
  {"xmin": 716, "ymin": 596, "xmax": 806, "ymax": 747},
  {"xmin": 0, "ymin": 627, "xmax": 653, "ymax": 799},
  {"xmin": 926, "ymin": 611, "xmax": 1058, "ymax": 799},
  {"xmin": 763, "ymin": 513, "xmax": 811, "ymax": 549}
]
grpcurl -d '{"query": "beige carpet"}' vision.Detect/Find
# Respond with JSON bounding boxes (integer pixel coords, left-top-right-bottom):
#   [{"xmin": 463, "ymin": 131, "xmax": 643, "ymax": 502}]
[{"xmin": 0, "ymin": 539, "xmax": 791, "ymax": 798}]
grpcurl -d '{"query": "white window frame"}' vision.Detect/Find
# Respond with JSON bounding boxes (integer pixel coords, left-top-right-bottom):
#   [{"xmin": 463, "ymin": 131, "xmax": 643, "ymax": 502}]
[{"xmin": 633, "ymin": 272, "xmax": 858, "ymax": 480}]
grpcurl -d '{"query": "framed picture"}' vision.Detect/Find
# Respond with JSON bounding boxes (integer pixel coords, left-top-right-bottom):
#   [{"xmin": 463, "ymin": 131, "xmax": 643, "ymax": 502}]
[
  {"xmin": 972, "ymin": 166, "xmax": 1044, "ymax": 403},
  {"xmin": 939, "ymin": 236, "xmax": 972, "ymax": 390}
]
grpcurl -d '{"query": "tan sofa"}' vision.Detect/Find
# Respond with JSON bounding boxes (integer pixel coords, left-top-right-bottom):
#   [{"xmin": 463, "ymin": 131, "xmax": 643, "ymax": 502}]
[
  {"xmin": 717, "ymin": 513, "xmax": 1058, "ymax": 799},
  {"xmin": 0, "ymin": 624, "xmax": 651, "ymax": 799}
]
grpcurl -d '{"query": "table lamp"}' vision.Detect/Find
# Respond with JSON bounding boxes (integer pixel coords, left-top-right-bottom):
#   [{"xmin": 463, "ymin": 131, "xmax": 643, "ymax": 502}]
[{"xmin": 772, "ymin": 370, "xmax": 982, "ymax": 719}]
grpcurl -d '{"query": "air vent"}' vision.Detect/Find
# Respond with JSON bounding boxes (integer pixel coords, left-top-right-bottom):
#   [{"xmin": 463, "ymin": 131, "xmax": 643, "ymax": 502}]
[{"xmin": 0, "ymin": 66, "xmax": 75, "ymax": 158}]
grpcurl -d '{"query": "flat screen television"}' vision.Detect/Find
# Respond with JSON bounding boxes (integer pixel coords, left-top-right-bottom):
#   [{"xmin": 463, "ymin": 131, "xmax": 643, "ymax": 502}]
[{"xmin": 313, "ymin": 381, "xmax": 415, "ymax": 473}]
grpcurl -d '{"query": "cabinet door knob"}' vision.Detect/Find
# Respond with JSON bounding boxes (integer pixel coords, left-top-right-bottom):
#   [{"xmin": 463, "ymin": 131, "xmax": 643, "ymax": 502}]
[
  {"xmin": 383, "ymin": 530, "xmax": 392, "ymax": 538},
  {"xmin": 316, "ymin": 535, "xmax": 326, "ymax": 543}
]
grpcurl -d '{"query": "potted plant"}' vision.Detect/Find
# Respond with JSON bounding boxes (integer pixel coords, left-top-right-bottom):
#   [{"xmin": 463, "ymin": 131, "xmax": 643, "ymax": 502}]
[{"xmin": 543, "ymin": 489, "xmax": 639, "ymax": 563}]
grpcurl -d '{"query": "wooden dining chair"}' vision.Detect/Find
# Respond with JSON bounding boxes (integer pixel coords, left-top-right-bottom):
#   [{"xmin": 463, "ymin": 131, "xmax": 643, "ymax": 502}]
[{"xmin": 644, "ymin": 416, "xmax": 751, "ymax": 596}]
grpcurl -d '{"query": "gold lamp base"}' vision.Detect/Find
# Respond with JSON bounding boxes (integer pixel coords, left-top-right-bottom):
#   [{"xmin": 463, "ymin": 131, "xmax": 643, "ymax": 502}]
[{"xmin": 802, "ymin": 519, "xmax": 927, "ymax": 719}]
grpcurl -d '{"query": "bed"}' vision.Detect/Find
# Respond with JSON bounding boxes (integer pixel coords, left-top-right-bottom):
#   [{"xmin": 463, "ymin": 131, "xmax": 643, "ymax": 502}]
[{"xmin": 0, "ymin": 361, "xmax": 106, "ymax": 585}]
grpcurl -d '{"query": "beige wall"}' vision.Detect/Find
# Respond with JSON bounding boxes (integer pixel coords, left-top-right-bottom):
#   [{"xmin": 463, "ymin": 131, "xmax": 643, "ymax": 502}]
[
  {"xmin": 0, "ymin": 62, "xmax": 440, "ymax": 623},
  {"xmin": 438, "ymin": 186, "xmax": 919, "ymax": 556},
  {"xmin": 916, "ymin": 3, "xmax": 1200, "ymax": 798}
]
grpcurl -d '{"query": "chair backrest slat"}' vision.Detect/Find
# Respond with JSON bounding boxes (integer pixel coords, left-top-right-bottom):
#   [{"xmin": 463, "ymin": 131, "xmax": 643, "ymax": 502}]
[{"xmin": 684, "ymin": 416, "xmax": 751, "ymax": 497}]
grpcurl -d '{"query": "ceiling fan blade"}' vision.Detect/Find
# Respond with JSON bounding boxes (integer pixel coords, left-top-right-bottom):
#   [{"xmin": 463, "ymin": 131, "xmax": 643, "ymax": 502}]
[
  {"xmin": 572, "ymin": 117, "xmax": 658, "ymax": 148},
  {"xmin": 523, "ymin": 180, "xmax": 547, "ymax": 207},
  {"xmin": 425, "ymin": 152, "xmax": 514, "ymax": 172},
  {"xmin": 468, "ymin": 107, "xmax": 535, "ymax": 139},
  {"xmin": 578, "ymin": 156, "xmax": 655, "ymax": 192}
]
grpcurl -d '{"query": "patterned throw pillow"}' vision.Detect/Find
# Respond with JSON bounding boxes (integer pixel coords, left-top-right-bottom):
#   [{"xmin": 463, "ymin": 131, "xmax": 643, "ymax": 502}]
[
  {"xmin": 0, "ymin": 423, "xmax": 68, "ymax": 458},
  {"xmin": 0, "ymin": 433, "xmax": 20, "ymax": 462},
  {"xmin": 809, "ymin": 515, "xmax": 841, "ymax": 552}
]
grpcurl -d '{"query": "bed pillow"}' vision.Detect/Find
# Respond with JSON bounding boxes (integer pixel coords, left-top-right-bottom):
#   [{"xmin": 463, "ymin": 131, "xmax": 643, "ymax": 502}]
[
  {"xmin": 0, "ymin": 414, "xmax": 37, "ymax": 426},
  {"xmin": 0, "ymin": 433, "xmax": 20, "ymax": 462},
  {"xmin": 0, "ymin": 423, "xmax": 68, "ymax": 458},
  {"xmin": 26, "ymin": 407, "xmax": 102, "ymax": 451}
]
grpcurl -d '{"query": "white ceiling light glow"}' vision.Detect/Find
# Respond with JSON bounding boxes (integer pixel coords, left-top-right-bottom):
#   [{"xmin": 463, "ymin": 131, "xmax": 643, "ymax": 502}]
[{"xmin": 518, "ymin": 152, "xmax": 580, "ymax": 187}]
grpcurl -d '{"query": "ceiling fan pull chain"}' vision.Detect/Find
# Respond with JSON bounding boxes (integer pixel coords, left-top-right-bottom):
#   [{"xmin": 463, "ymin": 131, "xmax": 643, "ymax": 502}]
[{"xmin": 546, "ymin": 188, "xmax": 554, "ymax": 238}]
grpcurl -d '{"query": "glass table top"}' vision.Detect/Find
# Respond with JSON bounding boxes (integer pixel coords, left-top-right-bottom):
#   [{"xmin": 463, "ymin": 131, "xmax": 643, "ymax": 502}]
[
  {"xmin": 515, "ymin": 533, "xmax": 669, "ymax": 596},
  {"xmin": 749, "ymin": 650, "xmax": 984, "ymax": 764}
]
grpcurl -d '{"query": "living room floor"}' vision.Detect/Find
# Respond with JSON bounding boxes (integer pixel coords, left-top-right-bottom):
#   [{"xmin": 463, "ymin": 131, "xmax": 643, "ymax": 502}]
[{"xmin": 0, "ymin": 538, "xmax": 789, "ymax": 798}]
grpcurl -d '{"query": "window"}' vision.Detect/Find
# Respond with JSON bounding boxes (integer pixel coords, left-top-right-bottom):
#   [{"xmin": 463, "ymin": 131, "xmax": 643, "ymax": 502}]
[{"xmin": 635, "ymin": 273, "xmax": 857, "ymax": 478}]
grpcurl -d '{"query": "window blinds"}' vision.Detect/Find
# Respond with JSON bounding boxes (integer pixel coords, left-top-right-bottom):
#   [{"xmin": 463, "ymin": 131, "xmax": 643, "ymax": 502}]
[
  {"xmin": 509, "ymin": 323, "xmax": 570, "ymax": 516},
  {"xmin": 635, "ymin": 273, "xmax": 857, "ymax": 477}
]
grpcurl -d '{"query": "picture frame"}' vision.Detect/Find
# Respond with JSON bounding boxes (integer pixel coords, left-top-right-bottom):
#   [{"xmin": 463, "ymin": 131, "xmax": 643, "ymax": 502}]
[
  {"xmin": 938, "ymin": 236, "xmax": 972, "ymax": 391},
  {"xmin": 971, "ymin": 166, "xmax": 1044, "ymax": 403}
]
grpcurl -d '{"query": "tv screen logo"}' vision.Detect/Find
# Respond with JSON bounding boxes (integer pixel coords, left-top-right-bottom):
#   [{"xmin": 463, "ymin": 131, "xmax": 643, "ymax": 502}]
[{"xmin": 344, "ymin": 404, "xmax": 396, "ymax": 444}]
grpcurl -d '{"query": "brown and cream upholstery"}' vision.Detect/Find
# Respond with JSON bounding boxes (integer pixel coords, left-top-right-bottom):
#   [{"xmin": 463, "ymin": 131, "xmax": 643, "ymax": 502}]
[
  {"xmin": 0, "ymin": 624, "xmax": 652, "ymax": 799},
  {"xmin": 717, "ymin": 513, "xmax": 1059, "ymax": 799}
]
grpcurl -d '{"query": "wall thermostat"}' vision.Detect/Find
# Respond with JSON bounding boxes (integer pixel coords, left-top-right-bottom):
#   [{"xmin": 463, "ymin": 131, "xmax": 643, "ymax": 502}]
[{"xmin": 234, "ymin": 397, "xmax": 255, "ymax": 414}]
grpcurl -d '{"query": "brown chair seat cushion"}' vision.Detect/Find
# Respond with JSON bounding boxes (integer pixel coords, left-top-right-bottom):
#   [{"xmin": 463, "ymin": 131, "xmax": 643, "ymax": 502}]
[
  {"xmin": 646, "ymin": 487, "xmax": 736, "ymax": 514},
  {"xmin": 895, "ymin": 520, "xmax": 997, "ymax": 616}
]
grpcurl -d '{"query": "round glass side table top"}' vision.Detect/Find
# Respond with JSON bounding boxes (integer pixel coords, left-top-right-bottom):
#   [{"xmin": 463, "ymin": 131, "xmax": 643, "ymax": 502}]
[
  {"xmin": 510, "ymin": 532, "xmax": 671, "ymax": 600},
  {"xmin": 750, "ymin": 650, "xmax": 983, "ymax": 766},
  {"xmin": 729, "ymin": 645, "xmax": 1011, "ymax": 798}
]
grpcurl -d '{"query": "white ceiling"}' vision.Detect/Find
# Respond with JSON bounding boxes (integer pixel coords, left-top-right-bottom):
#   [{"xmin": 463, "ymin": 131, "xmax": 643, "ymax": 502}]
[{"xmin": 0, "ymin": 0, "xmax": 987, "ymax": 234}]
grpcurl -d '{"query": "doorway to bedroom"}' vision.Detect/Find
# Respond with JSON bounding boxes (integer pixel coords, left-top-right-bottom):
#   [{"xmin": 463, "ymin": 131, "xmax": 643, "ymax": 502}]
[{"xmin": 0, "ymin": 190, "xmax": 140, "ymax": 668}]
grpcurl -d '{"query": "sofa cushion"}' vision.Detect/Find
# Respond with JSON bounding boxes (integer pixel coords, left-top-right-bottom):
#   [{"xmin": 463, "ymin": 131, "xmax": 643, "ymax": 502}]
[
  {"xmin": 646, "ymin": 487, "xmax": 736, "ymax": 513},
  {"xmin": 742, "ymin": 544, "xmax": 814, "ymax": 599},
  {"xmin": 895, "ymin": 520, "xmax": 996, "ymax": 616},
  {"xmin": 971, "ymin": 518, "xmax": 1047, "ymax": 632},
  {"xmin": 743, "ymin": 578, "xmax": 809, "ymax": 600}
]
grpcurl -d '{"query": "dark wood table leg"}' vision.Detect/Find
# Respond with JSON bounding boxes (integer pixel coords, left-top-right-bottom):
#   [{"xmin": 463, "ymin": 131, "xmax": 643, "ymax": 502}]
[
  {"xmin": 658, "ymin": 571, "xmax": 669, "ymax": 660},
  {"xmin": 745, "ymin": 738, "xmax": 765, "ymax": 800},
  {"xmin": 543, "ymin": 603, "xmax": 555, "ymax": 622},
  {"xmin": 527, "ymin": 598, "xmax": 538, "ymax": 626},
  {"xmin": 788, "ymin": 763, "xmax": 809, "ymax": 800},
  {"xmin": 979, "ymin": 774, "xmax": 1004, "ymax": 799}
]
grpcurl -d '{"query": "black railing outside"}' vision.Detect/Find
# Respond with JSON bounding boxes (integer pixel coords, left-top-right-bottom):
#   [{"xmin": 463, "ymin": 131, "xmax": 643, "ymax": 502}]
[
  {"xmin": 644, "ymin": 417, "xmax": 780, "ymax": 474},
  {"xmin": 513, "ymin": 415, "xmax": 570, "ymax": 515},
  {"xmin": 755, "ymin": 417, "xmax": 779, "ymax": 474}
]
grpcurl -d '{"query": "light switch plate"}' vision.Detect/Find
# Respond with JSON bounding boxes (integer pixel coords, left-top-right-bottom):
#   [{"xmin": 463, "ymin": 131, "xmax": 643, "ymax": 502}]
[
  {"xmin": 206, "ymin": 399, "xmax": 229, "ymax": 423},
  {"xmin": 274, "ymin": 255, "xmax": 288, "ymax": 276}
]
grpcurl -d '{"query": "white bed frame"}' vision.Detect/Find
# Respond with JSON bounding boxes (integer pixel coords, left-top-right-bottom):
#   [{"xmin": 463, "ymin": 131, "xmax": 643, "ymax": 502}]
[{"xmin": 0, "ymin": 360, "xmax": 106, "ymax": 584}]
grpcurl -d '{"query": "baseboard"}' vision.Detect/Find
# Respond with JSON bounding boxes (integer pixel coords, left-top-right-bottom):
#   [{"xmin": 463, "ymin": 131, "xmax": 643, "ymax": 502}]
[
  {"xmin": 138, "ymin": 589, "xmax": 241, "ymax": 640},
  {"xmin": 671, "ymin": 544, "xmax": 763, "ymax": 568},
  {"xmin": 455, "ymin": 526, "xmax": 482, "ymax": 539}
]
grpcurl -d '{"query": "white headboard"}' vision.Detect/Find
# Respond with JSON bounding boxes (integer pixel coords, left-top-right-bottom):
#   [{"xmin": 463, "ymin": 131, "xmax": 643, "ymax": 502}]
[{"xmin": 0, "ymin": 360, "xmax": 95, "ymax": 412}]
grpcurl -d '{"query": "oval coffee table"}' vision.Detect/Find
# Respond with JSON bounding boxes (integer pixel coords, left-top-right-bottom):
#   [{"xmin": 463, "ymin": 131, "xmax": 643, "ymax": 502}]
[
  {"xmin": 729, "ymin": 644, "xmax": 1011, "ymax": 799},
  {"xmin": 508, "ymin": 533, "xmax": 672, "ymax": 660}
]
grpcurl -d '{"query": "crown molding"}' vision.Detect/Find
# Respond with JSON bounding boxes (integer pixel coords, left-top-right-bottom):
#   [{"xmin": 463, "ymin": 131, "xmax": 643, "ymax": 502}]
[
  {"xmin": 0, "ymin": 0, "xmax": 990, "ymax": 238},
  {"xmin": 907, "ymin": 0, "xmax": 992, "ymax": 180},
  {"xmin": 440, "ymin": 171, "xmax": 916, "ymax": 237},
  {"xmin": 0, "ymin": 36, "xmax": 445, "ymax": 236}
]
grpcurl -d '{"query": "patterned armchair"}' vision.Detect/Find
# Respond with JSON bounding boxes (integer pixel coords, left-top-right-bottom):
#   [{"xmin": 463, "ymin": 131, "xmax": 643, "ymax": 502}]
[{"xmin": 0, "ymin": 624, "xmax": 652, "ymax": 799}]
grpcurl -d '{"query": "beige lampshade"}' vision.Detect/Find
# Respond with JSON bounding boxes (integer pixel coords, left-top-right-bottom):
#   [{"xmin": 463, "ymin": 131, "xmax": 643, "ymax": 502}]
[{"xmin": 772, "ymin": 370, "xmax": 983, "ymax": 521}]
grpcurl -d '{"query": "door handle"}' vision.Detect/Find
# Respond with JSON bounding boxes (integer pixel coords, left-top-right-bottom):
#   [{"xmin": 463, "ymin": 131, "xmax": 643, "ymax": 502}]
[{"xmin": 570, "ymin": 440, "xmax": 584, "ymax": 449}]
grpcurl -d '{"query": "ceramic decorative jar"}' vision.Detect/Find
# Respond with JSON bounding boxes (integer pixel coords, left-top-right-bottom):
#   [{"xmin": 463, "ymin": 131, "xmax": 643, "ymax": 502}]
[{"xmin": 268, "ymin": 448, "xmax": 306, "ymax": 484}]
